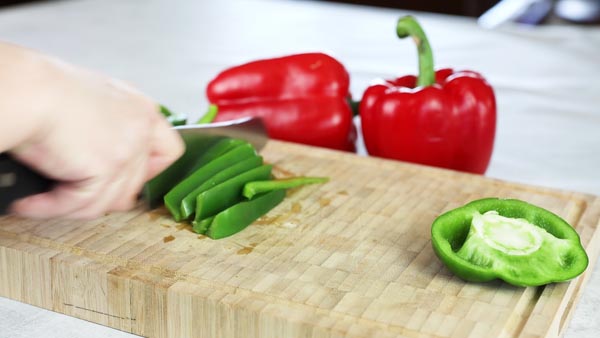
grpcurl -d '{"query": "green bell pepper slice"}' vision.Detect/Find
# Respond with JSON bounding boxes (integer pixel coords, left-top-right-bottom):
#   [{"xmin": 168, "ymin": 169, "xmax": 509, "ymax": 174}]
[
  {"xmin": 431, "ymin": 198, "xmax": 588, "ymax": 287},
  {"xmin": 186, "ymin": 137, "xmax": 247, "ymax": 174},
  {"xmin": 194, "ymin": 165, "xmax": 273, "ymax": 222},
  {"xmin": 164, "ymin": 142, "xmax": 256, "ymax": 221},
  {"xmin": 180, "ymin": 155, "xmax": 263, "ymax": 220},
  {"xmin": 203, "ymin": 189, "xmax": 286, "ymax": 239},
  {"xmin": 142, "ymin": 134, "xmax": 224, "ymax": 208},
  {"xmin": 192, "ymin": 216, "xmax": 214, "ymax": 235},
  {"xmin": 160, "ymin": 105, "xmax": 187, "ymax": 126},
  {"xmin": 242, "ymin": 176, "xmax": 328, "ymax": 199}
]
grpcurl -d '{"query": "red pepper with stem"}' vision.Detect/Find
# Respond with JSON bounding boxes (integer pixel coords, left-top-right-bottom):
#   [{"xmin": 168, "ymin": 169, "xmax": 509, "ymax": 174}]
[
  {"xmin": 207, "ymin": 53, "xmax": 356, "ymax": 151},
  {"xmin": 360, "ymin": 16, "xmax": 496, "ymax": 174}
]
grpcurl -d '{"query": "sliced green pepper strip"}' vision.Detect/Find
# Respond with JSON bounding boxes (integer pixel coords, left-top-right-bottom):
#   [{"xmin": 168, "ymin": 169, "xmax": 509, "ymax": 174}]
[
  {"xmin": 192, "ymin": 216, "xmax": 214, "ymax": 235},
  {"xmin": 205, "ymin": 189, "xmax": 286, "ymax": 239},
  {"xmin": 187, "ymin": 138, "xmax": 247, "ymax": 174},
  {"xmin": 167, "ymin": 114, "xmax": 187, "ymax": 126},
  {"xmin": 431, "ymin": 198, "xmax": 589, "ymax": 287},
  {"xmin": 160, "ymin": 105, "xmax": 187, "ymax": 126},
  {"xmin": 180, "ymin": 155, "xmax": 263, "ymax": 220},
  {"xmin": 142, "ymin": 134, "xmax": 223, "ymax": 208},
  {"xmin": 164, "ymin": 142, "xmax": 257, "ymax": 221},
  {"xmin": 194, "ymin": 165, "xmax": 273, "ymax": 222},
  {"xmin": 243, "ymin": 176, "xmax": 328, "ymax": 199}
]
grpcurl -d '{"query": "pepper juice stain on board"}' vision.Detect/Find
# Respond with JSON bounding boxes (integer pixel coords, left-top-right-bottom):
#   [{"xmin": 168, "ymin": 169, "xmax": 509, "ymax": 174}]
[
  {"xmin": 271, "ymin": 164, "xmax": 296, "ymax": 179},
  {"xmin": 320, "ymin": 197, "xmax": 331, "ymax": 207},
  {"xmin": 176, "ymin": 223, "xmax": 195, "ymax": 233},
  {"xmin": 291, "ymin": 202, "xmax": 302, "ymax": 213},
  {"xmin": 254, "ymin": 215, "xmax": 277, "ymax": 225},
  {"xmin": 163, "ymin": 235, "xmax": 175, "ymax": 243},
  {"xmin": 149, "ymin": 206, "xmax": 170, "ymax": 221},
  {"xmin": 237, "ymin": 247, "xmax": 254, "ymax": 255}
]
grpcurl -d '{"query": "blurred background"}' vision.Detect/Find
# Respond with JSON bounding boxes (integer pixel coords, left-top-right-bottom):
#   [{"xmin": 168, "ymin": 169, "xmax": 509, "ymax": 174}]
[
  {"xmin": 0, "ymin": 1, "xmax": 599, "ymax": 338},
  {"xmin": 3, "ymin": 0, "xmax": 600, "ymax": 25},
  {"xmin": 324, "ymin": 0, "xmax": 600, "ymax": 25}
]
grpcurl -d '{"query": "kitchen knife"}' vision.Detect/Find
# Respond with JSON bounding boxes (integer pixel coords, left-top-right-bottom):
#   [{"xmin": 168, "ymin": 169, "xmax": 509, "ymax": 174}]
[{"xmin": 0, "ymin": 117, "xmax": 268, "ymax": 215}]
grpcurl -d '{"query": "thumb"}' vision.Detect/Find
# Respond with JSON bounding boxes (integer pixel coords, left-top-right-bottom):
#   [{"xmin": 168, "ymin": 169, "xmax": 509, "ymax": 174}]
[{"xmin": 145, "ymin": 118, "xmax": 184, "ymax": 181}]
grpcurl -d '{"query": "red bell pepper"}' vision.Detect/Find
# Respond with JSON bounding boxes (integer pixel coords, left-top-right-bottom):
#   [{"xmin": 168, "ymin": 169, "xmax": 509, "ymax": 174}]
[
  {"xmin": 360, "ymin": 16, "xmax": 496, "ymax": 174},
  {"xmin": 207, "ymin": 53, "xmax": 356, "ymax": 151}
]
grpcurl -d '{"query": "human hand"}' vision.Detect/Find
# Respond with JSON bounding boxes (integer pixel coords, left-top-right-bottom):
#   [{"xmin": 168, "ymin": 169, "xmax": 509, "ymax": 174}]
[{"xmin": 1, "ymin": 44, "xmax": 184, "ymax": 219}]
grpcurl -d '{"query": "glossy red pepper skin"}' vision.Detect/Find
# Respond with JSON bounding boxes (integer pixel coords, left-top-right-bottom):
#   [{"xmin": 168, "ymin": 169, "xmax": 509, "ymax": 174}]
[
  {"xmin": 207, "ymin": 53, "xmax": 356, "ymax": 151},
  {"xmin": 360, "ymin": 68, "xmax": 496, "ymax": 174},
  {"xmin": 360, "ymin": 16, "xmax": 496, "ymax": 174}
]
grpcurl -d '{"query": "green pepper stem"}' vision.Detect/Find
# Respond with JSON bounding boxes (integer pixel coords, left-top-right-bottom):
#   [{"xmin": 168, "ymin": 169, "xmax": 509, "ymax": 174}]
[
  {"xmin": 243, "ymin": 177, "xmax": 328, "ymax": 200},
  {"xmin": 197, "ymin": 104, "xmax": 218, "ymax": 124},
  {"xmin": 396, "ymin": 16, "xmax": 435, "ymax": 87}
]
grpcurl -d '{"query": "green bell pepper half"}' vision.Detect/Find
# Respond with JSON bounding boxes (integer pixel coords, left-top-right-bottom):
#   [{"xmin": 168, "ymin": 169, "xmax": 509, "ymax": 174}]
[{"xmin": 431, "ymin": 198, "xmax": 588, "ymax": 287}]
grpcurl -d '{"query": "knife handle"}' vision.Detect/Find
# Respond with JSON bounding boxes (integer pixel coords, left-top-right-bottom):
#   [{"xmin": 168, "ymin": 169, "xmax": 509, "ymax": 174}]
[{"xmin": 0, "ymin": 153, "xmax": 52, "ymax": 214}]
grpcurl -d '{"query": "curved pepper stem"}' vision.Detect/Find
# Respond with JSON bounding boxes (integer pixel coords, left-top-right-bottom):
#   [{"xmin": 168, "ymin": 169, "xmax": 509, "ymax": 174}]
[{"xmin": 396, "ymin": 16, "xmax": 435, "ymax": 87}]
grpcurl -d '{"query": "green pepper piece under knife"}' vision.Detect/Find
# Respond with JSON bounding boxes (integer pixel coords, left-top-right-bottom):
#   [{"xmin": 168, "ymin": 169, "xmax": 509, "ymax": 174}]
[
  {"xmin": 160, "ymin": 105, "xmax": 187, "ymax": 126},
  {"xmin": 431, "ymin": 198, "xmax": 588, "ymax": 287},
  {"xmin": 186, "ymin": 138, "xmax": 247, "ymax": 174},
  {"xmin": 164, "ymin": 142, "xmax": 257, "ymax": 221},
  {"xmin": 143, "ymin": 134, "xmax": 223, "ymax": 208},
  {"xmin": 180, "ymin": 155, "xmax": 263, "ymax": 220}
]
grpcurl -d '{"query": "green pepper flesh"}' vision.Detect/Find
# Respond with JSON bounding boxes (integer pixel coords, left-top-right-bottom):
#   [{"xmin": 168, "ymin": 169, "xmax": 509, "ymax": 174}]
[
  {"xmin": 164, "ymin": 142, "xmax": 256, "ymax": 221},
  {"xmin": 180, "ymin": 155, "xmax": 263, "ymax": 219},
  {"xmin": 194, "ymin": 165, "xmax": 273, "ymax": 222},
  {"xmin": 243, "ymin": 176, "xmax": 328, "ymax": 199},
  {"xmin": 206, "ymin": 189, "xmax": 286, "ymax": 239},
  {"xmin": 143, "ymin": 134, "xmax": 224, "ymax": 208},
  {"xmin": 431, "ymin": 198, "xmax": 588, "ymax": 287}
]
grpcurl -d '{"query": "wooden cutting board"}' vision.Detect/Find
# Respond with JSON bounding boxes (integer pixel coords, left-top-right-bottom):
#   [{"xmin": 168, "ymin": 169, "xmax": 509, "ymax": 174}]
[{"xmin": 1, "ymin": 140, "xmax": 599, "ymax": 338}]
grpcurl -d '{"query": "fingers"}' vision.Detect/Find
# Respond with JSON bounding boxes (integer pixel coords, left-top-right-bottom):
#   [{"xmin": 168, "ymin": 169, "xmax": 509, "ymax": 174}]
[
  {"xmin": 67, "ymin": 153, "xmax": 146, "ymax": 219},
  {"xmin": 10, "ymin": 180, "xmax": 100, "ymax": 219},
  {"xmin": 12, "ymin": 155, "xmax": 146, "ymax": 220},
  {"xmin": 145, "ymin": 115, "xmax": 184, "ymax": 181},
  {"xmin": 10, "ymin": 114, "xmax": 181, "ymax": 220}
]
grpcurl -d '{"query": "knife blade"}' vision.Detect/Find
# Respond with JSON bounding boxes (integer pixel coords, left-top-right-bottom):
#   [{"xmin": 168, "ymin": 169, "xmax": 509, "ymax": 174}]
[{"xmin": 0, "ymin": 117, "xmax": 268, "ymax": 215}]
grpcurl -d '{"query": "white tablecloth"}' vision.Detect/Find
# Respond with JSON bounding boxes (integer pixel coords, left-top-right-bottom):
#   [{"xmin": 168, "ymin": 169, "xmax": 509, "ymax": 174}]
[{"xmin": 1, "ymin": 0, "xmax": 599, "ymax": 337}]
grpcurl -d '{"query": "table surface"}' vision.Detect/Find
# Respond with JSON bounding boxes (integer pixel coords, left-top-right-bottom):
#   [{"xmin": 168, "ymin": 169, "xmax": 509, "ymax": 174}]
[{"xmin": 1, "ymin": 0, "xmax": 599, "ymax": 337}]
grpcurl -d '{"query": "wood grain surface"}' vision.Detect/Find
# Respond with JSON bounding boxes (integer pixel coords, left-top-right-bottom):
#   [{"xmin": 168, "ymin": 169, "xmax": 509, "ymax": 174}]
[{"xmin": 1, "ymin": 140, "xmax": 599, "ymax": 338}]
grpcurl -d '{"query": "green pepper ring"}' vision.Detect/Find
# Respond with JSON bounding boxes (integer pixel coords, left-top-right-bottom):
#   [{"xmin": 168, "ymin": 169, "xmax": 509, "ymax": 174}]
[{"xmin": 431, "ymin": 198, "xmax": 589, "ymax": 287}]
